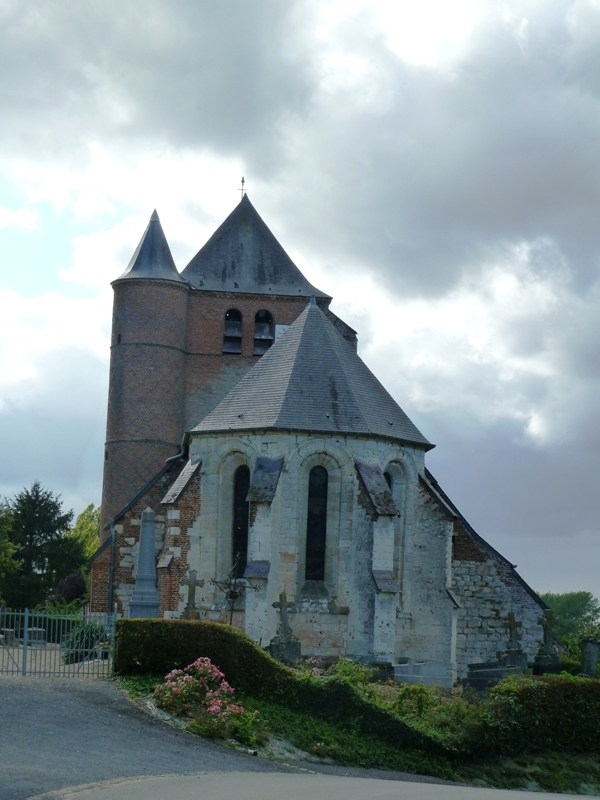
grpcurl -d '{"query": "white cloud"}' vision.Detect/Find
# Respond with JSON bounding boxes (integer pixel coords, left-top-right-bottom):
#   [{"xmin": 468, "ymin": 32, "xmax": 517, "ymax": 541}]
[
  {"xmin": 0, "ymin": 206, "xmax": 38, "ymax": 230},
  {"xmin": 0, "ymin": 289, "xmax": 109, "ymax": 395},
  {"xmin": 0, "ymin": 0, "xmax": 598, "ymax": 595}
]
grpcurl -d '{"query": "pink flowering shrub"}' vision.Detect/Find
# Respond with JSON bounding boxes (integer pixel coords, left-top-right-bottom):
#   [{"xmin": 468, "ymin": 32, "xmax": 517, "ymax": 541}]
[{"xmin": 154, "ymin": 657, "xmax": 260, "ymax": 742}]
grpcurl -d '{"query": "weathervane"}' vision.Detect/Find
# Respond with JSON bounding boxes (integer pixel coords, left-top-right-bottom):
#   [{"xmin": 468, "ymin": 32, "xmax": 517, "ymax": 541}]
[{"xmin": 240, "ymin": 176, "xmax": 246, "ymax": 199}]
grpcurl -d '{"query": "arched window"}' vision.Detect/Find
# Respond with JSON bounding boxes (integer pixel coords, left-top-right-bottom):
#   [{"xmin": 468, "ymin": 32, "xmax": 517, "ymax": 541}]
[
  {"xmin": 232, "ymin": 465, "xmax": 250, "ymax": 576},
  {"xmin": 253, "ymin": 309, "xmax": 275, "ymax": 355},
  {"xmin": 223, "ymin": 309, "xmax": 242, "ymax": 354},
  {"xmin": 305, "ymin": 465, "xmax": 328, "ymax": 581}
]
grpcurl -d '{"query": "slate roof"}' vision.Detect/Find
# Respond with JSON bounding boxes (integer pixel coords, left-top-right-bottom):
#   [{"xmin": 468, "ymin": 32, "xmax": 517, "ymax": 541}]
[
  {"xmin": 355, "ymin": 459, "xmax": 398, "ymax": 515},
  {"xmin": 181, "ymin": 195, "xmax": 330, "ymax": 298},
  {"xmin": 192, "ymin": 299, "xmax": 433, "ymax": 449},
  {"xmin": 161, "ymin": 459, "xmax": 201, "ymax": 504},
  {"xmin": 115, "ymin": 211, "xmax": 184, "ymax": 283}
]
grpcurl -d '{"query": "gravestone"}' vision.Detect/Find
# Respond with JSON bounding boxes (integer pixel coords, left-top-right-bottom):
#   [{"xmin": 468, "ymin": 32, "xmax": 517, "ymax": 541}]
[
  {"xmin": 129, "ymin": 508, "xmax": 160, "ymax": 618},
  {"xmin": 580, "ymin": 638, "xmax": 599, "ymax": 678},
  {"xmin": 466, "ymin": 612, "xmax": 529, "ymax": 691},
  {"xmin": 181, "ymin": 570, "xmax": 204, "ymax": 620},
  {"xmin": 533, "ymin": 612, "xmax": 560, "ymax": 675},
  {"xmin": 27, "ymin": 627, "xmax": 47, "ymax": 647},
  {"xmin": 269, "ymin": 590, "xmax": 301, "ymax": 666},
  {"xmin": 503, "ymin": 611, "xmax": 528, "ymax": 670}
]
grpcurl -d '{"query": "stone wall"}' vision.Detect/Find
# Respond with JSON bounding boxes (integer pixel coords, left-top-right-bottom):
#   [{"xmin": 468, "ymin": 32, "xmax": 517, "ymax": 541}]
[
  {"xmin": 452, "ymin": 519, "xmax": 544, "ymax": 678},
  {"xmin": 397, "ymin": 487, "xmax": 455, "ymax": 673},
  {"xmin": 92, "ymin": 421, "xmax": 545, "ymax": 682},
  {"xmin": 186, "ymin": 429, "xmax": 435, "ymax": 662}
]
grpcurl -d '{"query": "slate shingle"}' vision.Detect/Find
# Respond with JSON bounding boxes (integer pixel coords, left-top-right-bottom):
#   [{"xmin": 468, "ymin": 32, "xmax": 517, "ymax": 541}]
[
  {"xmin": 193, "ymin": 299, "xmax": 433, "ymax": 450},
  {"xmin": 115, "ymin": 211, "xmax": 184, "ymax": 283},
  {"xmin": 181, "ymin": 195, "xmax": 330, "ymax": 298}
]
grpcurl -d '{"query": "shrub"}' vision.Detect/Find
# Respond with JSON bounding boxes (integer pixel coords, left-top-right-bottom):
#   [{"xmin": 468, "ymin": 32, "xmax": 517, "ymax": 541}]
[
  {"xmin": 61, "ymin": 622, "xmax": 107, "ymax": 664},
  {"xmin": 55, "ymin": 572, "xmax": 87, "ymax": 604},
  {"xmin": 154, "ymin": 656, "xmax": 243, "ymax": 718},
  {"xmin": 471, "ymin": 674, "xmax": 600, "ymax": 758},
  {"xmin": 153, "ymin": 656, "xmax": 261, "ymax": 743},
  {"xmin": 325, "ymin": 658, "xmax": 375, "ymax": 699},
  {"xmin": 115, "ymin": 618, "xmax": 295, "ymax": 696},
  {"xmin": 393, "ymin": 683, "xmax": 443, "ymax": 718}
]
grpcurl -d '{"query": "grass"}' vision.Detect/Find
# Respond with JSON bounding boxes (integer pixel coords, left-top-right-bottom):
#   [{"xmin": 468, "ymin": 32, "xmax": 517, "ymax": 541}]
[
  {"xmin": 117, "ymin": 668, "xmax": 600, "ymax": 794},
  {"xmin": 458, "ymin": 754, "xmax": 600, "ymax": 795},
  {"xmin": 238, "ymin": 694, "xmax": 458, "ymax": 779}
]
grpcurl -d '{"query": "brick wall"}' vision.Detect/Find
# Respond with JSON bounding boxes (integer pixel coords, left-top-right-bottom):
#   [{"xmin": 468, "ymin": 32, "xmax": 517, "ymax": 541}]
[
  {"xmin": 101, "ymin": 282, "xmax": 317, "ymax": 536},
  {"xmin": 182, "ymin": 292, "xmax": 316, "ymax": 429},
  {"xmin": 158, "ymin": 470, "xmax": 201, "ymax": 616},
  {"xmin": 100, "ymin": 279, "xmax": 188, "ymax": 533}
]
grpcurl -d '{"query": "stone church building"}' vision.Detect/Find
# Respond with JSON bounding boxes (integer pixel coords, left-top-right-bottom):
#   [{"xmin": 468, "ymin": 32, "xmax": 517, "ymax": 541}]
[{"xmin": 90, "ymin": 195, "xmax": 547, "ymax": 684}]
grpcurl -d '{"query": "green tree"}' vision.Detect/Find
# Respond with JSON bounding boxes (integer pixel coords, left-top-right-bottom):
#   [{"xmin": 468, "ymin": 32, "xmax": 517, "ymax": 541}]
[
  {"xmin": 2, "ymin": 481, "xmax": 84, "ymax": 608},
  {"xmin": 68, "ymin": 503, "xmax": 101, "ymax": 559},
  {"xmin": 0, "ymin": 503, "xmax": 19, "ymax": 602},
  {"xmin": 540, "ymin": 591, "xmax": 600, "ymax": 642}
]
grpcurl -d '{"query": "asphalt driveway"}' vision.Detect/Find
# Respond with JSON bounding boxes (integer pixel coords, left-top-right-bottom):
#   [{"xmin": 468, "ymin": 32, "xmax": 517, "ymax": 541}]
[{"xmin": 0, "ymin": 676, "xmax": 297, "ymax": 800}]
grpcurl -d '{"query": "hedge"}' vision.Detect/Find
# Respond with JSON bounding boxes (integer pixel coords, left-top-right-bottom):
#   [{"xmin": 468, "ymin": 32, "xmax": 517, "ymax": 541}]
[
  {"xmin": 478, "ymin": 674, "xmax": 600, "ymax": 756},
  {"xmin": 115, "ymin": 618, "xmax": 440, "ymax": 753},
  {"xmin": 115, "ymin": 620, "xmax": 600, "ymax": 760}
]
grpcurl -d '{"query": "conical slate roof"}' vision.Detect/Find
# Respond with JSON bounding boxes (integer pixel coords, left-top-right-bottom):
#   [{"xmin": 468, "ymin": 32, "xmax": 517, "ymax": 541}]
[
  {"xmin": 193, "ymin": 299, "xmax": 433, "ymax": 449},
  {"xmin": 181, "ymin": 195, "xmax": 330, "ymax": 298},
  {"xmin": 114, "ymin": 211, "xmax": 184, "ymax": 283}
]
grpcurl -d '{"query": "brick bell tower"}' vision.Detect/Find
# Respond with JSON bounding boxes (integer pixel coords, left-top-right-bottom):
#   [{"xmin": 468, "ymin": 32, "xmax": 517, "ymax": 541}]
[
  {"xmin": 100, "ymin": 195, "xmax": 353, "ymax": 538},
  {"xmin": 100, "ymin": 211, "xmax": 188, "ymax": 535}
]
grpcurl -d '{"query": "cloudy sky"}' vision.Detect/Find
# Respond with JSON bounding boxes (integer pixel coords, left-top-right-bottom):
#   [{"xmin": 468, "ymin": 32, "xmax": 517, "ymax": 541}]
[{"xmin": 1, "ymin": 0, "xmax": 599, "ymax": 598}]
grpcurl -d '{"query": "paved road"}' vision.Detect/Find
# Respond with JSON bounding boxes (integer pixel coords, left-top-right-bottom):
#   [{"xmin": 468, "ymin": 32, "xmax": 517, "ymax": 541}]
[
  {"xmin": 26, "ymin": 773, "xmax": 580, "ymax": 800},
  {"xmin": 0, "ymin": 677, "xmax": 579, "ymax": 800},
  {"xmin": 0, "ymin": 677, "xmax": 296, "ymax": 800}
]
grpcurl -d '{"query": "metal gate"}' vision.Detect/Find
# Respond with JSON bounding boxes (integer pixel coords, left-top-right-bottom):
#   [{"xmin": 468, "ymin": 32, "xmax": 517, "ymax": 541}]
[{"xmin": 0, "ymin": 609, "xmax": 115, "ymax": 677}]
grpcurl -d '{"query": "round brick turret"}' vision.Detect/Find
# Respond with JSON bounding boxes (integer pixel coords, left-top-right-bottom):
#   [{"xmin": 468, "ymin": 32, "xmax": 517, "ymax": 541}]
[{"xmin": 100, "ymin": 213, "xmax": 188, "ymax": 535}]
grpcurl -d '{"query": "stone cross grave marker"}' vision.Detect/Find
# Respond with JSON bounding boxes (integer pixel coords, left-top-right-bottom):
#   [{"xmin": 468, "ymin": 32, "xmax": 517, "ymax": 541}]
[
  {"xmin": 273, "ymin": 590, "xmax": 294, "ymax": 637},
  {"xmin": 182, "ymin": 570, "xmax": 204, "ymax": 619},
  {"xmin": 504, "ymin": 611, "xmax": 521, "ymax": 649}
]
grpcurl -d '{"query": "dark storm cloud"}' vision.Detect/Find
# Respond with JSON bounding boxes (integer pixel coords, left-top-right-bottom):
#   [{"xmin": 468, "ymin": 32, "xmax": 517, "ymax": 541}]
[
  {"xmin": 5, "ymin": 0, "xmax": 600, "ymax": 296},
  {"xmin": 275, "ymin": 2, "xmax": 600, "ymax": 296},
  {"xmin": 0, "ymin": 0, "xmax": 312, "ymax": 169}
]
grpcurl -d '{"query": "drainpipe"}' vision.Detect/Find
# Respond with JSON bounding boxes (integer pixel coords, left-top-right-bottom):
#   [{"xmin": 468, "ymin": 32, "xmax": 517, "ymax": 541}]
[
  {"xmin": 164, "ymin": 434, "xmax": 189, "ymax": 467},
  {"xmin": 108, "ymin": 519, "xmax": 116, "ymax": 613}
]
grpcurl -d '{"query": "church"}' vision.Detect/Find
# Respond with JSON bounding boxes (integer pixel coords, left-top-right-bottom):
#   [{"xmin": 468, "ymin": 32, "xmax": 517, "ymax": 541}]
[{"xmin": 90, "ymin": 195, "xmax": 546, "ymax": 685}]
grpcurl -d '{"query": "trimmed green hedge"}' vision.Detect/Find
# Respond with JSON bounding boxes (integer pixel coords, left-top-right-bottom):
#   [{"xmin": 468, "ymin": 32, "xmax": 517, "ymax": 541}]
[
  {"xmin": 115, "ymin": 618, "xmax": 439, "ymax": 753},
  {"xmin": 115, "ymin": 618, "xmax": 292, "ymax": 694},
  {"xmin": 115, "ymin": 621, "xmax": 600, "ymax": 760},
  {"xmin": 479, "ymin": 674, "xmax": 600, "ymax": 756}
]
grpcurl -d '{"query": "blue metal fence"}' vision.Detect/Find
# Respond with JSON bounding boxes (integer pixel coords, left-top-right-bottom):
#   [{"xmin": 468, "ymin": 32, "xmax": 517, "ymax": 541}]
[{"xmin": 0, "ymin": 608, "xmax": 115, "ymax": 677}]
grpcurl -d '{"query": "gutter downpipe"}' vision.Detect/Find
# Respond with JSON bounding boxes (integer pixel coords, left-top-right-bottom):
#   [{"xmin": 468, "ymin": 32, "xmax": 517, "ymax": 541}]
[
  {"xmin": 164, "ymin": 433, "xmax": 189, "ymax": 467},
  {"xmin": 108, "ymin": 519, "xmax": 116, "ymax": 613}
]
